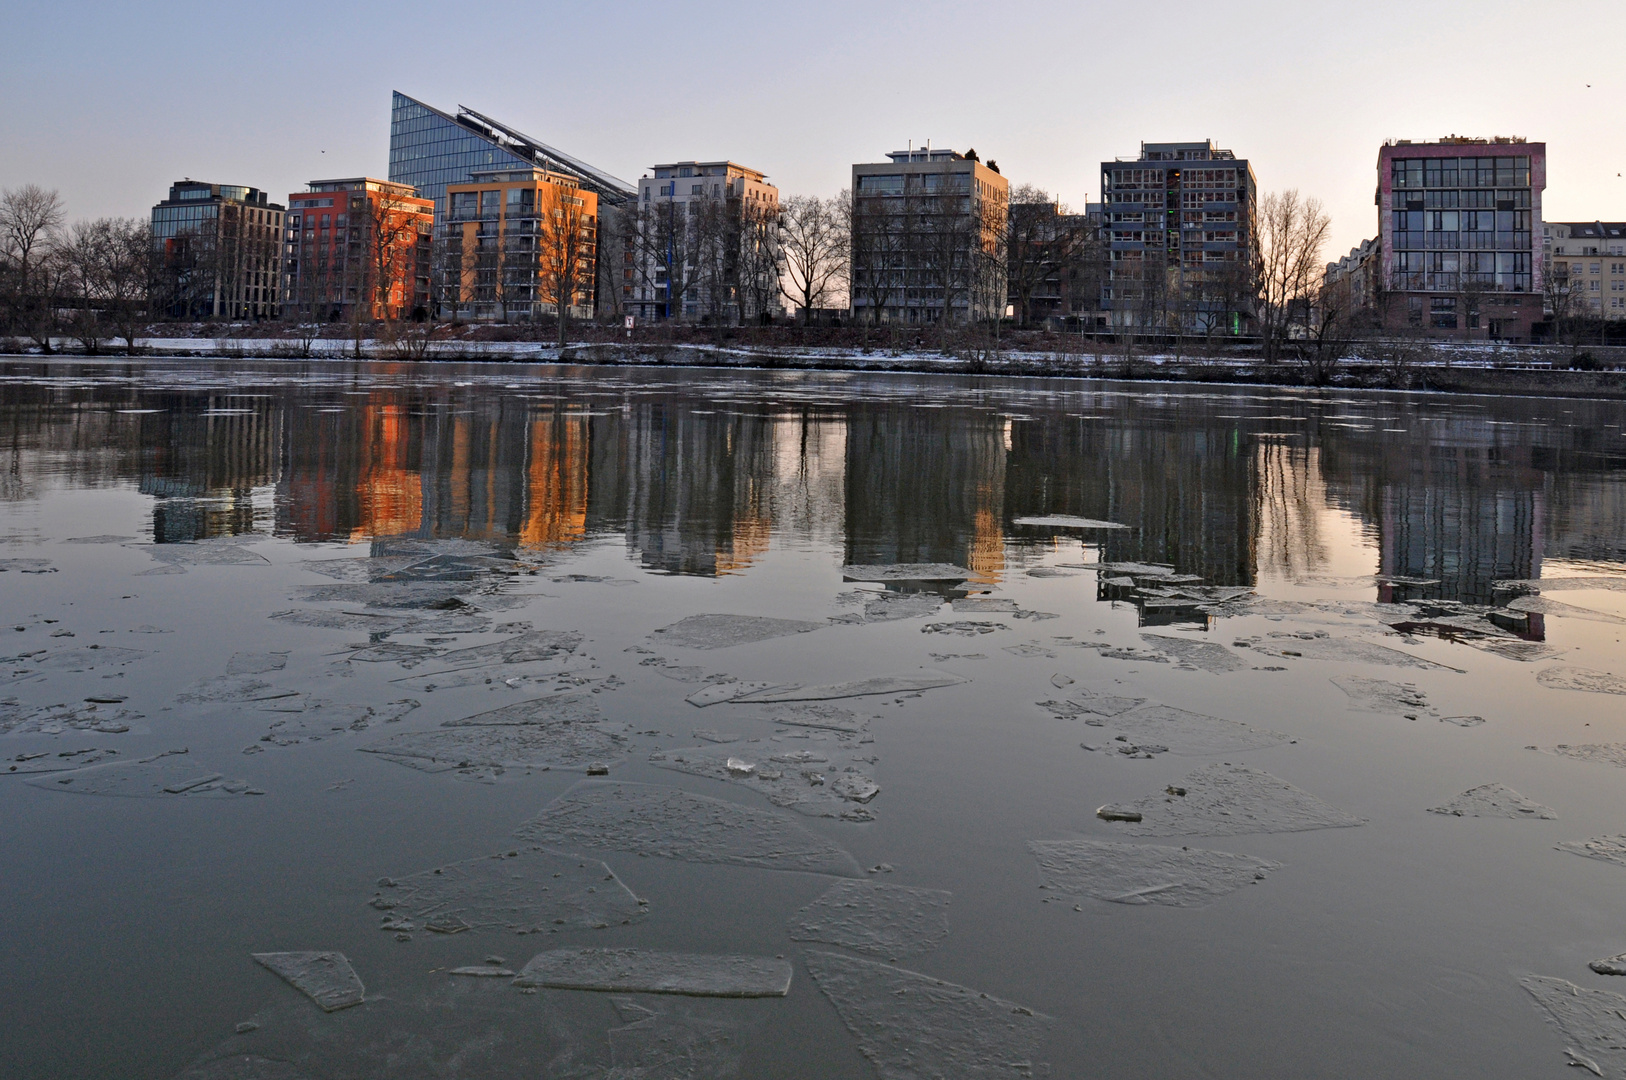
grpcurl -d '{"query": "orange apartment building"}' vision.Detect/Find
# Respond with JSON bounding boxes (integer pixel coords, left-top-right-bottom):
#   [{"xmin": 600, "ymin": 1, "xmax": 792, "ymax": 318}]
[
  {"xmin": 284, "ymin": 177, "xmax": 433, "ymax": 320},
  {"xmin": 436, "ymin": 167, "xmax": 598, "ymax": 321}
]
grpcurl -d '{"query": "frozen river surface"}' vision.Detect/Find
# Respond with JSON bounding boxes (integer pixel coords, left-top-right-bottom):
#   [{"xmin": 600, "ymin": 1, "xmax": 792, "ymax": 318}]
[{"xmin": 3, "ymin": 358, "xmax": 1626, "ymax": 1078}]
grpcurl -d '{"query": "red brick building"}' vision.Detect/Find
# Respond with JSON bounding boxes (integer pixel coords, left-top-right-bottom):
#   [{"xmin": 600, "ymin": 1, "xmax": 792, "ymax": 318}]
[{"xmin": 285, "ymin": 177, "xmax": 432, "ymax": 320}]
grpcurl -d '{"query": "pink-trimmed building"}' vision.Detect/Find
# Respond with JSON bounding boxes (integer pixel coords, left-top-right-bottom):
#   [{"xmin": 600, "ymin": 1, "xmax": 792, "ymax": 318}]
[{"xmin": 1376, "ymin": 137, "xmax": 1545, "ymax": 341}]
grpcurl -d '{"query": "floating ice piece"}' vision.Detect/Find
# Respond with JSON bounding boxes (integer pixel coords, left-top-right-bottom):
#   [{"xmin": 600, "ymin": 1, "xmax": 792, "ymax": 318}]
[
  {"xmin": 684, "ymin": 681, "xmax": 776, "ymax": 707},
  {"xmin": 652, "ymin": 732, "xmax": 880, "ymax": 819},
  {"xmin": 177, "ymin": 676, "xmax": 299, "ymax": 704},
  {"xmin": 1036, "ymin": 689, "xmax": 1145, "ymax": 720},
  {"xmin": 788, "ymin": 881, "xmax": 951, "ymax": 957},
  {"xmin": 1439, "ymin": 715, "xmax": 1486, "ymax": 727},
  {"xmin": 652, "ymin": 615, "xmax": 822, "ymax": 650},
  {"xmin": 1550, "ymin": 744, "xmax": 1626, "ymax": 770},
  {"xmin": 1013, "ymin": 515, "xmax": 1128, "ymax": 530},
  {"xmin": 374, "ymin": 848, "xmax": 643, "ymax": 933},
  {"xmin": 1026, "ymin": 567, "xmax": 1077, "ymax": 578},
  {"xmin": 360, "ymin": 718, "xmax": 625, "ymax": 777},
  {"xmin": 1003, "ymin": 643, "xmax": 1056, "ymax": 659},
  {"xmin": 8, "ymin": 646, "xmax": 148, "ymax": 680},
  {"xmin": 805, "ymin": 951, "xmax": 1049, "ymax": 1080},
  {"xmin": 1331, "ymin": 675, "xmax": 1434, "ymax": 716},
  {"xmin": 836, "ymin": 590, "xmax": 944, "ymax": 623},
  {"xmin": 341, "ymin": 643, "xmax": 439, "ymax": 665},
  {"xmin": 0, "ymin": 702, "xmax": 140, "ymax": 736},
  {"xmin": 1507, "ymin": 595, "xmax": 1626, "ymax": 625},
  {"xmin": 1426, "ymin": 783, "xmax": 1556, "ymax": 819},
  {"xmin": 442, "ymin": 693, "xmax": 598, "ymax": 728},
  {"xmin": 1590, "ymin": 955, "xmax": 1626, "ymax": 976},
  {"xmin": 732, "ymin": 670, "xmax": 968, "ymax": 704},
  {"xmin": 252, "ymin": 952, "xmax": 364, "ymax": 1012},
  {"xmin": 1093, "ymin": 561, "xmax": 1175, "ymax": 577},
  {"xmin": 428, "ymin": 630, "xmax": 582, "ymax": 671},
  {"xmin": 253, "ymin": 700, "xmax": 417, "ymax": 749},
  {"xmin": 227, "ymin": 652, "xmax": 289, "ymax": 676},
  {"xmin": 514, "ymin": 948, "xmax": 792, "ymax": 997},
  {"xmin": 27, "ymin": 750, "xmax": 259, "ymax": 798},
  {"xmin": 608, "ymin": 1002, "xmax": 746, "ymax": 1079},
  {"xmin": 951, "ymin": 597, "xmax": 1019, "ymax": 613},
  {"xmin": 1251, "ymin": 635, "xmax": 1456, "ymax": 670},
  {"xmin": 1029, "ymin": 839, "xmax": 1280, "ymax": 907},
  {"xmin": 148, "ymin": 542, "xmax": 270, "ymax": 569},
  {"xmin": 921, "ymin": 621, "xmax": 1004, "ymax": 636},
  {"xmin": 392, "ymin": 659, "xmax": 593, "ymax": 694},
  {"xmin": 62, "ymin": 534, "xmax": 136, "ymax": 544},
  {"xmin": 294, "ymin": 582, "xmax": 475, "ymax": 610},
  {"xmin": 448, "ymin": 966, "xmax": 514, "ymax": 977},
  {"xmin": 551, "ymin": 573, "xmax": 637, "ymax": 586},
  {"xmin": 763, "ymin": 704, "xmax": 867, "ymax": 733},
  {"xmin": 1557, "ymin": 836, "xmax": 1626, "ymax": 868},
  {"xmin": 839, "ymin": 563, "xmax": 971, "ymax": 582},
  {"xmin": 1501, "ymin": 576, "xmax": 1626, "ymax": 594},
  {"xmin": 5, "ymin": 746, "xmax": 120, "ymax": 773},
  {"xmin": 1097, "ymin": 763, "xmax": 1365, "ymax": 837},
  {"xmin": 1538, "ymin": 666, "xmax": 1626, "ymax": 697},
  {"xmin": 1522, "ymin": 975, "xmax": 1626, "ymax": 1077},
  {"xmin": 0, "ymin": 558, "xmax": 54, "ymax": 571},
  {"xmin": 1089, "ymin": 703, "xmax": 1288, "ymax": 756},
  {"xmin": 514, "ymin": 782, "xmax": 860, "ymax": 876},
  {"xmin": 271, "ymin": 609, "xmax": 409, "ymax": 632},
  {"xmin": 1142, "ymin": 633, "xmax": 1246, "ymax": 674}
]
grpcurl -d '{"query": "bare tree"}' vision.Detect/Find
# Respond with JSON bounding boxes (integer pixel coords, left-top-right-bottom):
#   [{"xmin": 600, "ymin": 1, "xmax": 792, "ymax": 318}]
[
  {"xmin": 778, "ymin": 194, "xmax": 846, "ymax": 325},
  {"xmin": 98, "ymin": 219, "xmax": 156, "ymax": 354},
  {"xmin": 627, "ymin": 198, "xmax": 699, "ymax": 322},
  {"xmin": 0, "ymin": 185, "xmax": 66, "ymax": 350},
  {"xmin": 540, "ymin": 190, "xmax": 595, "ymax": 349},
  {"xmin": 736, "ymin": 198, "xmax": 781, "ymax": 325},
  {"xmin": 691, "ymin": 194, "xmax": 735, "ymax": 340},
  {"xmin": 1255, "ymin": 190, "xmax": 1331, "ymax": 365},
  {"xmin": 1543, "ymin": 260, "xmax": 1590, "ymax": 362},
  {"xmin": 847, "ymin": 188, "xmax": 898, "ymax": 330}
]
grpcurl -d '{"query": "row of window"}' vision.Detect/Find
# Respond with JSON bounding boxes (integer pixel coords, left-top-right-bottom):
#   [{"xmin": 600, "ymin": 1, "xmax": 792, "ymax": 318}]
[{"xmin": 1391, "ymin": 157, "xmax": 1532, "ymax": 189}]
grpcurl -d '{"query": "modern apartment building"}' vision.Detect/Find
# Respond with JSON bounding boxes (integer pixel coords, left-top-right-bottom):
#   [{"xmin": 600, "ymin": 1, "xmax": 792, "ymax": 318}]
[
  {"xmin": 1376, "ymin": 136, "xmax": 1546, "ymax": 340},
  {"xmin": 626, "ymin": 161, "xmax": 780, "ymax": 324},
  {"xmin": 1007, "ymin": 201, "xmax": 1104, "ymax": 329},
  {"xmin": 1100, "ymin": 141, "xmax": 1257, "ymax": 334},
  {"xmin": 849, "ymin": 147, "xmax": 1009, "ymax": 326},
  {"xmin": 388, "ymin": 91, "xmax": 635, "ymax": 218},
  {"xmin": 436, "ymin": 167, "xmax": 599, "ymax": 322},
  {"xmin": 284, "ymin": 178, "xmax": 433, "ymax": 321},
  {"xmin": 1544, "ymin": 221, "xmax": 1626, "ymax": 318},
  {"xmin": 150, "ymin": 181, "xmax": 284, "ymax": 319},
  {"xmin": 1323, "ymin": 237, "xmax": 1381, "ymax": 322}
]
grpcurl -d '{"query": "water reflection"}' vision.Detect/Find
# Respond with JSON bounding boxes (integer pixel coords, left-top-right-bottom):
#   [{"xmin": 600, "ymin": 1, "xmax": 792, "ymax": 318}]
[{"xmin": 3, "ymin": 362, "xmax": 1624, "ymax": 601}]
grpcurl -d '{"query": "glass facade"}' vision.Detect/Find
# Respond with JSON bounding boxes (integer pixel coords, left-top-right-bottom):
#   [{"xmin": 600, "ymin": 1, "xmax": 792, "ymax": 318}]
[
  {"xmin": 389, "ymin": 91, "xmax": 532, "ymax": 220},
  {"xmin": 1388, "ymin": 155, "xmax": 1533, "ymax": 293}
]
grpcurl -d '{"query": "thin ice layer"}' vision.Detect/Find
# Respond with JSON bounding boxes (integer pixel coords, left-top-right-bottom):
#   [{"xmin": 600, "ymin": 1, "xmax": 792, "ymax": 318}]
[
  {"xmin": 1557, "ymin": 836, "xmax": 1626, "ymax": 868},
  {"xmin": 835, "ymin": 590, "xmax": 943, "ymax": 623},
  {"xmin": 1098, "ymin": 763, "xmax": 1366, "ymax": 837},
  {"xmin": 763, "ymin": 704, "xmax": 868, "ymax": 733},
  {"xmin": 1330, "ymin": 675, "xmax": 1434, "ymax": 715},
  {"xmin": 514, "ymin": 782, "xmax": 860, "ymax": 876},
  {"xmin": 372, "ymin": 848, "xmax": 643, "ymax": 932},
  {"xmin": 251, "ymin": 952, "xmax": 364, "ymax": 1012},
  {"xmin": 1088, "ymin": 703, "xmax": 1287, "ymax": 756},
  {"xmin": 839, "ymin": 563, "xmax": 971, "ymax": 582},
  {"xmin": 441, "ymin": 693, "xmax": 599, "ymax": 727},
  {"xmin": 1551, "ymin": 745, "xmax": 1626, "ymax": 770},
  {"xmin": 359, "ymin": 721, "xmax": 625, "ymax": 775},
  {"xmin": 651, "ymin": 615, "xmax": 822, "ymax": 650},
  {"xmin": 1426, "ymin": 783, "xmax": 1557, "ymax": 819},
  {"xmin": 1251, "ymin": 634, "xmax": 1453, "ymax": 669},
  {"xmin": 788, "ymin": 881, "xmax": 951, "ymax": 957},
  {"xmin": 226, "ymin": 652, "xmax": 289, "ymax": 675},
  {"xmin": 651, "ymin": 732, "xmax": 880, "ymax": 819},
  {"xmin": 1142, "ymin": 634, "xmax": 1246, "ymax": 674},
  {"xmin": 26, "ymin": 750, "xmax": 258, "ymax": 797},
  {"xmin": 1012, "ymin": 515, "xmax": 1128, "ymax": 529},
  {"xmin": 731, "ymin": 670, "xmax": 968, "ymax": 704},
  {"xmin": 1029, "ymin": 839, "xmax": 1280, "ymax": 907},
  {"xmin": 804, "ymin": 951, "xmax": 1049, "ymax": 1080},
  {"xmin": 608, "ymin": 1002, "xmax": 749, "ymax": 1080},
  {"xmin": 1538, "ymin": 666, "xmax": 1626, "ymax": 696},
  {"xmin": 514, "ymin": 948, "xmax": 792, "ymax": 997},
  {"xmin": 1521, "ymin": 975, "xmax": 1626, "ymax": 1076}
]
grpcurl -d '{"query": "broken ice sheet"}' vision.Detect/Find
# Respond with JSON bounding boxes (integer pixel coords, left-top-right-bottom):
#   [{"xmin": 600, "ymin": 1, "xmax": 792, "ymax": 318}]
[
  {"xmin": 270, "ymin": 608, "xmax": 409, "ymax": 633},
  {"xmin": 61, "ymin": 534, "xmax": 136, "ymax": 545},
  {"xmin": 1086, "ymin": 703, "xmax": 1288, "ymax": 757},
  {"xmin": 608, "ymin": 999, "xmax": 753, "ymax": 1080},
  {"xmin": 26, "ymin": 749, "xmax": 260, "ymax": 797},
  {"xmin": 762, "ymin": 704, "xmax": 868, "ymax": 734},
  {"xmin": 293, "ymin": 582, "xmax": 477, "ymax": 610},
  {"xmin": 651, "ymin": 731, "xmax": 880, "ymax": 819},
  {"xmin": 254, "ymin": 699, "xmax": 418, "ymax": 749},
  {"xmin": 689, "ymin": 669, "xmax": 969, "ymax": 707},
  {"xmin": 839, "ymin": 563, "xmax": 971, "ymax": 582},
  {"xmin": 805, "ymin": 951, "xmax": 1049, "ymax": 1080},
  {"xmin": 176, "ymin": 676, "xmax": 299, "ymax": 705},
  {"xmin": 1003, "ymin": 643, "xmax": 1056, "ymax": 659},
  {"xmin": 252, "ymin": 952, "xmax": 364, "ymax": 1012},
  {"xmin": 359, "ymin": 697, "xmax": 626, "ymax": 777},
  {"xmin": 5, "ymin": 746, "xmax": 121, "ymax": 773},
  {"xmin": 1557, "ymin": 836, "xmax": 1626, "ymax": 869},
  {"xmin": 515, "ymin": 948, "xmax": 792, "ymax": 997},
  {"xmin": 950, "ymin": 597, "xmax": 1018, "ymax": 613},
  {"xmin": 835, "ymin": 589, "xmax": 943, "ymax": 623},
  {"xmin": 1249, "ymin": 634, "xmax": 1455, "ymax": 670},
  {"xmin": 392, "ymin": 658, "xmax": 594, "ymax": 694},
  {"xmin": 1426, "ymin": 783, "xmax": 1556, "ymax": 819},
  {"xmin": 1029, "ymin": 839, "xmax": 1279, "ymax": 907},
  {"xmin": 1141, "ymin": 633, "xmax": 1246, "ymax": 674},
  {"xmin": 1550, "ymin": 744, "xmax": 1626, "ymax": 770},
  {"xmin": 0, "ymin": 701, "xmax": 140, "ymax": 735},
  {"xmin": 1036, "ymin": 688, "xmax": 1145, "ymax": 720},
  {"xmin": 514, "ymin": 781, "xmax": 860, "ymax": 876},
  {"xmin": 651, "ymin": 614, "xmax": 822, "ymax": 650},
  {"xmin": 1506, "ymin": 595, "xmax": 1626, "ymax": 625},
  {"xmin": 226, "ymin": 652, "xmax": 288, "ymax": 676},
  {"xmin": 1537, "ymin": 666, "xmax": 1626, "ymax": 697},
  {"xmin": 340, "ymin": 642, "xmax": 440, "ymax": 666},
  {"xmin": 373, "ymin": 848, "xmax": 643, "ymax": 933},
  {"xmin": 788, "ymin": 880, "xmax": 951, "ymax": 957},
  {"xmin": 1521, "ymin": 975, "xmax": 1626, "ymax": 1077},
  {"xmin": 146, "ymin": 541, "xmax": 271, "ymax": 569},
  {"xmin": 428, "ymin": 630, "xmax": 583, "ymax": 670},
  {"xmin": 1098, "ymin": 763, "xmax": 1365, "ymax": 837},
  {"xmin": 921, "ymin": 621, "xmax": 1005, "ymax": 637},
  {"xmin": 1012, "ymin": 515, "xmax": 1128, "ymax": 530},
  {"xmin": 1330, "ymin": 675, "xmax": 1435, "ymax": 716}
]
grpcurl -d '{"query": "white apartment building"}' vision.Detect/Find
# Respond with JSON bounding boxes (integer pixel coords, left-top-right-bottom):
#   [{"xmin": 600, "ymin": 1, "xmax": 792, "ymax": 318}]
[{"xmin": 1544, "ymin": 221, "xmax": 1626, "ymax": 316}]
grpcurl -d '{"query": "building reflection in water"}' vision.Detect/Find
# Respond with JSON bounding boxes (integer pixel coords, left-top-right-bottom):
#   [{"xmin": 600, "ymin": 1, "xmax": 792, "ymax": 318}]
[{"xmin": 2, "ymin": 370, "xmax": 1624, "ymax": 606}]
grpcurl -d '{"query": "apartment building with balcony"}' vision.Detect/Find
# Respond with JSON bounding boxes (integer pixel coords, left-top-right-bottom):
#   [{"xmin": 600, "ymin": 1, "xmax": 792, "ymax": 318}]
[
  {"xmin": 151, "ymin": 181, "xmax": 284, "ymax": 319},
  {"xmin": 1376, "ymin": 136, "xmax": 1546, "ymax": 340},
  {"xmin": 284, "ymin": 178, "xmax": 433, "ymax": 321},
  {"xmin": 1544, "ymin": 221, "xmax": 1626, "ymax": 318}
]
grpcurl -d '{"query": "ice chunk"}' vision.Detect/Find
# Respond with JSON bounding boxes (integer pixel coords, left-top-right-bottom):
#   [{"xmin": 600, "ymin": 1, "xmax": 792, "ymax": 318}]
[
  {"xmin": 271, "ymin": 609, "xmax": 409, "ymax": 633},
  {"xmin": 226, "ymin": 652, "xmax": 289, "ymax": 676},
  {"xmin": 359, "ymin": 718, "xmax": 625, "ymax": 777},
  {"xmin": 762, "ymin": 704, "xmax": 867, "ymax": 733},
  {"xmin": 788, "ymin": 881, "xmax": 951, "ymax": 957},
  {"xmin": 1013, "ymin": 515, "xmax": 1128, "ymax": 530},
  {"xmin": 1538, "ymin": 666, "xmax": 1626, "ymax": 696},
  {"xmin": 1522, "ymin": 975, "xmax": 1626, "ymax": 1077},
  {"xmin": 1036, "ymin": 689, "xmax": 1145, "ymax": 720},
  {"xmin": 1142, "ymin": 633, "xmax": 1246, "ymax": 674},
  {"xmin": 0, "ymin": 702, "xmax": 141, "ymax": 736},
  {"xmin": 1331, "ymin": 675, "xmax": 1434, "ymax": 716},
  {"xmin": 608, "ymin": 1002, "xmax": 747, "ymax": 1079},
  {"xmin": 148, "ymin": 542, "xmax": 270, "ymax": 569},
  {"xmin": 1558, "ymin": 836, "xmax": 1626, "ymax": 868},
  {"xmin": 61, "ymin": 534, "xmax": 135, "ymax": 544},
  {"xmin": 374, "ymin": 848, "xmax": 643, "ymax": 933},
  {"xmin": 921, "ymin": 621, "xmax": 1005, "ymax": 636},
  {"xmin": 839, "ymin": 563, "xmax": 971, "ymax": 582},
  {"xmin": 254, "ymin": 702, "xmax": 376, "ymax": 748},
  {"xmin": 684, "ymin": 681, "xmax": 776, "ymax": 707},
  {"xmin": 652, "ymin": 731, "xmax": 880, "ymax": 819},
  {"xmin": 251, "ymin": 952, "xmax": 364, "ymax": 1012},
  {"xmin": 651, "ymin": 615, "xmax": 822, "ymax": 650},
  {"xmin": 392, "ymin": 659, "xmax": 593, "ymax": 694},
  {"xmin": 1591, "ymin": 955, "xmax": 1626, "ymax": 976},
  {"xmin": 177, "ymin": 676, "xmax": 299, "ymax": 704},
  {"xmin": 429, "ymin": 630, "xmax": 582, "ymax": 670},
  {"xmin": 805, "ymin": 951, "xmax": 1049, "ymax": 1080},
  {"xmin": 1003, "ymin": 643, "xmax": 1056, "ymax": 659},
  {"xmin": 1507, "ymin": 595, "xmax": 1626, "ymax": 625},
  {"xmin": 1086, "ymin": 703, "xmax": 1288, "ymax": 756},
  {"xmin": 1096, "ymin": 763, "xmax": 1365, "ymax": 837},
  {"xmin": 5, "ymin": 746, "xmax": 120, "ymax": 773},
  {"xmin": 730, "ymin": 670, "xmax": 968, "ymax": 704},
  {"xmin": 951, "ymin": 597, "xmax": 1019, "ymax": 613},
  {"xmin": 1550, "ymin": 744, "xmax": 1626, "ymax": 770},
  {"xmin": 1251, "ymin": 635, "xmax": 1455, "ymax": 670},
  {"xmin": 836, "ymin": 590, "xmax": 943, "ymax": 623},
  {"xmin": 442, "ymin": 693, "xmax": 598, "ymax": 728},
  {"xmin": 1439, "ymin": 715, "xmax": 1486, "ymax": 727},
  {"xmin": 27, "ymin": 750, "xmax": 258, "ymax": 798},
  {"xmin": 1029, "ymin": 839, "xmax": 1280, "ymax": 907},
  {"xmin": 341, "ymin": 643, "xmax": 439, "ymax": 665},
  {"xmin": 1426, "ymin": 783, "xmax": 1556, "ymax": 819},
  {"xmin": 514, "ymin": 782, "xmax": 860, "ymax": 875},
  {"xmin": 514, "ymin": 948, "xmax": 792, "ymax": 997}
]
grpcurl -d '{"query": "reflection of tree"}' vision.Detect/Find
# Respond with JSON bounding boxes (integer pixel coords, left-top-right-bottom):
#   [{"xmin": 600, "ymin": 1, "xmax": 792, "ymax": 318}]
[{"xmin": 1253, "ymin": 440, "xmax": 1329, "ymax": 580}]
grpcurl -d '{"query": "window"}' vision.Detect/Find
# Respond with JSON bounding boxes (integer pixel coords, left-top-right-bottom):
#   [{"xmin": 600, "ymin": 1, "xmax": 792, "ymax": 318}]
[
  {"xmin": 691, "ymin": 184, "xmax": 702, "ymax": 195},
  {"xmin": 1592, "ymin": 264, "xmax": 1602, "ymax": 274}
]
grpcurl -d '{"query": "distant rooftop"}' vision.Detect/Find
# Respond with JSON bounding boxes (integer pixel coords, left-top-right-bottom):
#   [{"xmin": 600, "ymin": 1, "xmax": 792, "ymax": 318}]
[
  {"xmin": 1552, "ymin": 222, "xmax": 1626, "ymax": 238},
  {"xmin": 1136, "ymin": 141, "xmax": 1237, "ymax": 162}
]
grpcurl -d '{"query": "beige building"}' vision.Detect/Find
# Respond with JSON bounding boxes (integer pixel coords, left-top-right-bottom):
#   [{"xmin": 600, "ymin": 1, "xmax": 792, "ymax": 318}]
[
  {"xmin": 850, "ymin": 148, "xmax": 1009, "ymax": 326},
  {"xmin": 626, "ymin": 161, "xmax": 780, "ymax": 324},
  {"xmin": 1544, "ymin": 221, "xmax": 1626, "ymax": 318}
]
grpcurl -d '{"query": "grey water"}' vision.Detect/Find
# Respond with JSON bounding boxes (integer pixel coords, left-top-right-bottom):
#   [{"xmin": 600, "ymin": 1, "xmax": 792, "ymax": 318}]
[{"xmin": 3, "ymin": 357, "xmax": 1626, "ymax": 1078}]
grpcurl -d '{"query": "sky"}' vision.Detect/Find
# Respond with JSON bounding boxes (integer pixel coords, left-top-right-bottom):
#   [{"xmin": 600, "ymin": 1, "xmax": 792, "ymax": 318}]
[{"xmin": 3, "ymin": 0, "xmax": 1622, "ymax": 261}]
